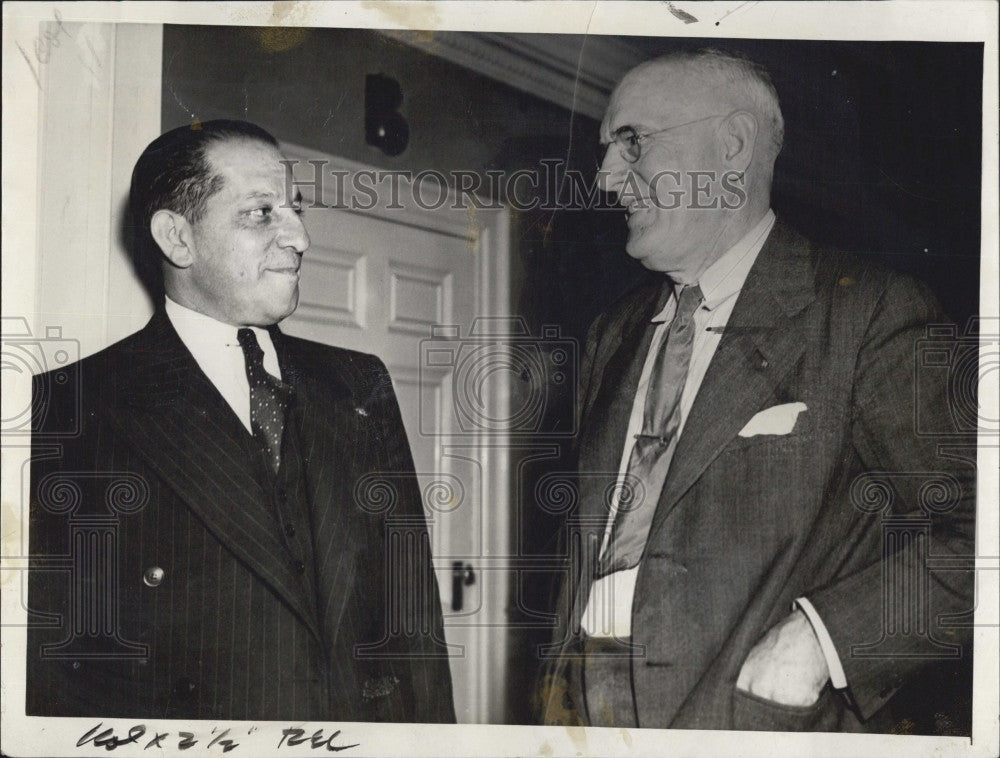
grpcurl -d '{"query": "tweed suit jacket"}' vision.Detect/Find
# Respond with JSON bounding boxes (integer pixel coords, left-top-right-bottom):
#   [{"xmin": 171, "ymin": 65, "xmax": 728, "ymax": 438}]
[
  {"xmin": 27, "ymin": 309, "xmax": 455, "ymax": 722},
  {"xmin": 540, "ymin": 220, "xmax": 975, "ymax": 731}
]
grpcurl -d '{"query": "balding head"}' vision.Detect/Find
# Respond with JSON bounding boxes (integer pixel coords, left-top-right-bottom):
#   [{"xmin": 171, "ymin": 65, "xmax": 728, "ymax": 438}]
[
  {"xmin": 610, "ymin": 49, "xmax": 784, "ymax": 166},
  {"xmin": 598, "ymin": 49, "xmax": 783, "ymax": 280}
]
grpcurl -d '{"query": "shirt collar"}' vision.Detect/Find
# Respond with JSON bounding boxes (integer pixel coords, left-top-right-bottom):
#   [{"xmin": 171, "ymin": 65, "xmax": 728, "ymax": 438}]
[
  {"xmin": 653, "ymin": 209, "xmax": 776, "ymax": 322},
  {"xmin": 164, "ymin": 295, "xmax": 276, "ymax": 358}
]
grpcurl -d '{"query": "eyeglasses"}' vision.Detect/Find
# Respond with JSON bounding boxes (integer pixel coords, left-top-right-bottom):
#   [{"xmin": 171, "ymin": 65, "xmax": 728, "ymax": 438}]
[{"xmin": 597, "ymin": 113, "xmax": 729, "ymax": 166}]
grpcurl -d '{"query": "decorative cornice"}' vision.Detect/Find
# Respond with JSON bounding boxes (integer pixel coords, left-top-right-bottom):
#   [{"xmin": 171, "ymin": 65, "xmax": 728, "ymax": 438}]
[{"xmin": 380, "ymin": 31, "xmax": 645, "ymax": 121}]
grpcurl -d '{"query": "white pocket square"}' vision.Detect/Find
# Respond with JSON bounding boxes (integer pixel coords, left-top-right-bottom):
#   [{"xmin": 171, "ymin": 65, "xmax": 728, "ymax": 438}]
[{"xmin": 738, "ymin": 402, "xmax": 807, "ymax": 437}]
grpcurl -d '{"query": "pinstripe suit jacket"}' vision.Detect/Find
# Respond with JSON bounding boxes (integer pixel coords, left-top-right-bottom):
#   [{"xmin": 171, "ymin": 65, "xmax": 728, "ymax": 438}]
[
  {"xmin": 540, "ymin": 220, "xmax": 975, "ymax": 731},
  {"xmin": 27, "ymin": 310, "xmax": 454, "ymax": 722}
]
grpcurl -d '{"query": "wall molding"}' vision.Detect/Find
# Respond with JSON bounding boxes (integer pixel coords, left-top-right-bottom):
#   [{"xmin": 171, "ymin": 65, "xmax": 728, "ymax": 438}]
[{"xmin": 380, "ymin": 31, "xmax": 645, "ymax": 121}]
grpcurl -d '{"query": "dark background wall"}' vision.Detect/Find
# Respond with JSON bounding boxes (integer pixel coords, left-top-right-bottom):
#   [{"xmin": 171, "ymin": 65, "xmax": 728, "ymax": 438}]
[
  {"xmin": 162, "ymin": 28, "xmax": 982, "ymax": 729},
  {"xmin": 162, "ymin": 26, "xmax": 595, "ymax": 182},
  {"xmin": 529, "ymin": 37, "xmax": 984, "ymax": 341}
]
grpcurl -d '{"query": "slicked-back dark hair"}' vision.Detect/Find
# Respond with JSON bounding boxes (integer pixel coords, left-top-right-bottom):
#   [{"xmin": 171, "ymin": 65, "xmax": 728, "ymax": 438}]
[{"xmin": 126, "ymin": 119, "xmax": 279, "ymax": 298}]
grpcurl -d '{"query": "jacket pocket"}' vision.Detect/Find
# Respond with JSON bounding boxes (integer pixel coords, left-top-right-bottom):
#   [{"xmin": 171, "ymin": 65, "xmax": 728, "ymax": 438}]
[{"xmin": 732, "ymin": 684, "xmax": 841, "ymax": 732}]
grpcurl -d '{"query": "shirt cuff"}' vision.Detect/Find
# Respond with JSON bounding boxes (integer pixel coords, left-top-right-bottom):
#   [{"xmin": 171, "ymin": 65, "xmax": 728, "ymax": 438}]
[{"xmin": 794, "ymin": 596, "xmax": 848, "ymax": 690}]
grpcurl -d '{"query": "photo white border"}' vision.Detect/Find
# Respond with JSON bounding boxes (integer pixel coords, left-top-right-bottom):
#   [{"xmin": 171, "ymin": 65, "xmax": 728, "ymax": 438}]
[{"xmin": 2, "ymin": 3, "xmax": 997, "ymax": 757}]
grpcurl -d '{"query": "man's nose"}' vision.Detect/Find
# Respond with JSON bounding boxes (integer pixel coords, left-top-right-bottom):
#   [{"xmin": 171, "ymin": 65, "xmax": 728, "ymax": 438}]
[
  {"xmin": 278, "ymin": 209, "xmax": 310, "ymax": 254},
  {"xmin": 597, "ymin": 144, "xmax": 630, "ymax": 195}
]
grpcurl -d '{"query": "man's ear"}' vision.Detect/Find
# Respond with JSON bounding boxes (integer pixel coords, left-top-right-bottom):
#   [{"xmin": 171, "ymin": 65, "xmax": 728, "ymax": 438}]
[
  {"xmin": 149, "ymin": 209, "xmax": 196, "ymax": 268},
  {"xmin": 721, "ymin": 110, "xmax": 758, "ymax": 172}
]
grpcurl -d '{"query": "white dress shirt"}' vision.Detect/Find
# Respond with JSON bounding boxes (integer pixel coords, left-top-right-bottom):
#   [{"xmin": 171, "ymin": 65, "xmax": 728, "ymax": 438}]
[
  {"xmin": 581, "ymin": 211, "xmax": 776, "ymax": 638},
  {"xmin": 164, "ymin": 296, "xmax": 282, "ymax": 433}
]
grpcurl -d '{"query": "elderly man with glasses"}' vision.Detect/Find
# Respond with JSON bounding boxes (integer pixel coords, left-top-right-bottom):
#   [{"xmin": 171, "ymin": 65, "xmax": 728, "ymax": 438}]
[{"xmin": 537, "ymin": 49, "xmax": 974, "ymax": 733}]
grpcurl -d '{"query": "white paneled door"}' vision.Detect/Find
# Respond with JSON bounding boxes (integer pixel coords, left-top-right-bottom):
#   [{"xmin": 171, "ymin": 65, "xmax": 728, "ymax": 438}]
[{"xmin": 280, "ymin": 145, "xmax": 512, "ymax": 724}]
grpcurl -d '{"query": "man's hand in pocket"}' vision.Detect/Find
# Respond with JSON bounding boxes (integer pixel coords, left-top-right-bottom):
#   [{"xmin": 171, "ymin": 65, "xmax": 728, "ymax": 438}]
[{"xmin": 736, "ymin": 609, "xmax": 829, "ymax": 707}]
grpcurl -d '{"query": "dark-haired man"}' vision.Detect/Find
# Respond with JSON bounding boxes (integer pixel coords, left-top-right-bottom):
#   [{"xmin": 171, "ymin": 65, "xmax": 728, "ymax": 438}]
[
  {"xmin": 539, "ymin": 50, "xmax": 974, "ymax": 732},
  {"xmin": 28, "ymin": 121, "xmax": 454, "ymax": 722}
]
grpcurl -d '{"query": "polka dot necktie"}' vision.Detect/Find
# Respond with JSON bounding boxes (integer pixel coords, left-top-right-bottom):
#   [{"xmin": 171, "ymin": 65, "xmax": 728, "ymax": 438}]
[
  {"xmin": 237, "ymin": 328, "xmax": 292, "ymax": 475},
  {"xmin": 595, "ymin": 283, "xmax": 704, "ymax": 578}
]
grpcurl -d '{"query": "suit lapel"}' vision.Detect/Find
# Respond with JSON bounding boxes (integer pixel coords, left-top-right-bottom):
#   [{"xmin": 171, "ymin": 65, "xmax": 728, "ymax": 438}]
[
  {"xmin": 578, "ymin": 279, "xmax": 663, "ymax": 430},
  {"xmin": 577, "ymin": 280, "xmax": 665, "ymax": 520},
  {"xmin": 566, "ymin": 281, "xmax": 666, "ymax": 631},
  {"xmin": 273, "ymin": 331, "xmax": 362, "ymax": 650},
  {"xmin": 102, "ymin": 311, "xmax": 323, "ymax": 642},
  {"xmin": 650, "ymin": 221, "xmax": 818, "ymax": 533}
]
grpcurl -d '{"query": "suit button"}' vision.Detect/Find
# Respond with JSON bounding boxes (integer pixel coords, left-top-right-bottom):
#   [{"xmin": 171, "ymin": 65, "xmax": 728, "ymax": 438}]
[
  {"xmin": 284, "ymin": 523, "xmax": 296, "ymax": 538},
  {"xmin": 173, "ymin": 677, "xmax": 197, "ymax": 700},
  {"xmin": 293, "ymin": 560, "xmax": 305, "ymax": 574},
  {"xmin": 143, "ymin": 566, "xmax": 165, "ymax": 587}
]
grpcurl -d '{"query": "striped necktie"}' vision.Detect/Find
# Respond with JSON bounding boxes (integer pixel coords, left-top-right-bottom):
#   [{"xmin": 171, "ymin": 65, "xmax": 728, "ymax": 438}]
[{"xmin": 595, "ymin": 283, "xmax": 704, "ymax": 578}]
